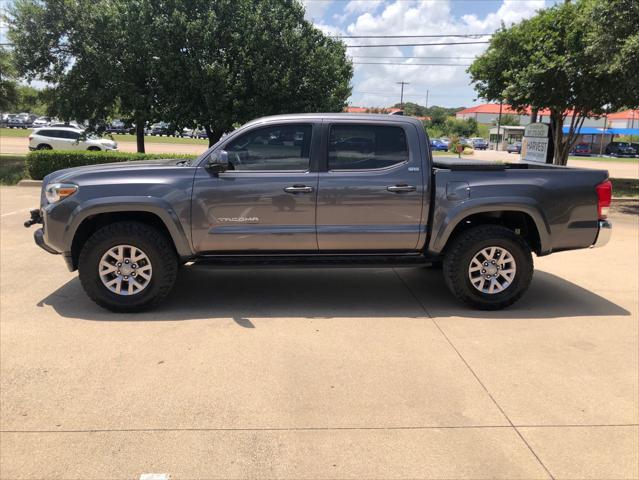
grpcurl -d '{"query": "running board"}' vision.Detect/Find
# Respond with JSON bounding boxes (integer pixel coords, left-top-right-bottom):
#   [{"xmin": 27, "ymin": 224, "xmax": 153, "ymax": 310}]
[{"xmin": 192, "ymin": 253, "xmax": 432, "ymax": 269}]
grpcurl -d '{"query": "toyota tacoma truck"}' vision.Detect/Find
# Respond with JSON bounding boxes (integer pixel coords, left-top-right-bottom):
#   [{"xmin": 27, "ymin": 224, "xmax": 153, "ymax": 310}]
[{"xmin": 25, "ymin": 114, "xmax": 612, "ymax": 312}]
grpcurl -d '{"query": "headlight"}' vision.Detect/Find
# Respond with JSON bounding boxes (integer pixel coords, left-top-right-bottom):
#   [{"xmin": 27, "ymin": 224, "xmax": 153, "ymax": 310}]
[{"xmin": 45, "ymin": 183, "xmax": 78, "ymax": 203}]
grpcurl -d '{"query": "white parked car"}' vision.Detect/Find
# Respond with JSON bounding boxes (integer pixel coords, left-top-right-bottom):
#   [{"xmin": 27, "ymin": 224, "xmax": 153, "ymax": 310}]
[
  {"xmin": 29, "ymin": 127, "xmax": 118, "ymax": 151},
  {"xmin": 32, "ymin": 116, "xmax": 54, "ymax": 127}
]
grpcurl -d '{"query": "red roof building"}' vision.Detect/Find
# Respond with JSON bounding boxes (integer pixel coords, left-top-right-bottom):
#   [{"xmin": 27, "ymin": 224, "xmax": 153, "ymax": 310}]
[
  {"xmin": 607, "ymin": 110, "xmax": 639, "ymax": 129},
  {"xmin": 344, "ymin": 106, "xmax": 369, "ymax": 113}
]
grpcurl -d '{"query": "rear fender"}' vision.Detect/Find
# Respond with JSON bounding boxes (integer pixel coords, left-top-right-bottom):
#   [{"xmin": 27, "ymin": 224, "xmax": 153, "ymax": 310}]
[{"xmin": 427, "ymin": 197, "xmax": 551, "ymax": 255}]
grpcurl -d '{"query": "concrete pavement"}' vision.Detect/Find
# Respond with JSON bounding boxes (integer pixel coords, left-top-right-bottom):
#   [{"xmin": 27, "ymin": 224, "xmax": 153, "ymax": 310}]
[{"xmin": 1, "ymin": 186, "xmax": 637, "ymax": 479}]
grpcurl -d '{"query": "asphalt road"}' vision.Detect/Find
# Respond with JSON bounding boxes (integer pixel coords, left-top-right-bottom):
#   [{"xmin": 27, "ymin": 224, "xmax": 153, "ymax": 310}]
[
  {"xmin": 1, "ymin": 186, "xmax": 638, "ymax": 479},
  {"xmin": 2, "ymin": 135, "xmax": 639, "ymax": 179}
]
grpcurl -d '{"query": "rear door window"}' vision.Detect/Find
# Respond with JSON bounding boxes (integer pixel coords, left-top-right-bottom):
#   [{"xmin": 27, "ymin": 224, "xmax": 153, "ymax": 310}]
[
  {"xmin": 328, "ymin": 125, "xmax": 409, "ymax": 171},
  {"xmin": 39, "ymin": 129, "xmax": 61, "ymax": 138}
]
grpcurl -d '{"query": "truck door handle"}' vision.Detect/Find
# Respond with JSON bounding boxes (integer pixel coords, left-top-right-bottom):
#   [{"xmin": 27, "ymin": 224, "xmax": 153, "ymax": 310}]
[
  {"xmin": 387, "ymin": 184, "xmax": 416, "ymax": 193},
  {"xmin": 284, "ymin": 185, "xmax": 314, "ymax": 194}
]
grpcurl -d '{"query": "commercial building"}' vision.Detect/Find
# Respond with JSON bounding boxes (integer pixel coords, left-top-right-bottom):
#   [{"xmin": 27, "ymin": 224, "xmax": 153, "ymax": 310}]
[
  {"xmin": 457, "ymin": 104, "xmax": 607, "ymax": 128},
  {"xmin": 465, "ymin": 105, "xmax": 638, "ymax": 151}
]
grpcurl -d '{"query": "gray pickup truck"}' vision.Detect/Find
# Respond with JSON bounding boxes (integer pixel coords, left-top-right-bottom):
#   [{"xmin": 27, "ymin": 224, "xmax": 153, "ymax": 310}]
[{"xmin": 25, "ymin": 114, "xmax": 612, "ymax": 312}]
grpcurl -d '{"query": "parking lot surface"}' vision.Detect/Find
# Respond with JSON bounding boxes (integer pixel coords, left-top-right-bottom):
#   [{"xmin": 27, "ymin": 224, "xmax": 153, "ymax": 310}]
[{"xmin": 1, "ymin": 186, "xmax": 638, "ymax": 479}]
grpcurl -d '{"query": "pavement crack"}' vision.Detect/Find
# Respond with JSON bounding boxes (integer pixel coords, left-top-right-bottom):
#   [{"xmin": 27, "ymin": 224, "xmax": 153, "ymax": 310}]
[{"xmin": 392, "ymin": 268, "xmax": 557, "ymax": 480}]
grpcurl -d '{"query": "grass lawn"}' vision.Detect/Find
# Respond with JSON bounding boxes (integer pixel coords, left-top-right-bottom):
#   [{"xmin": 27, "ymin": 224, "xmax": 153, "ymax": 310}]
[
  {"xmin": 611, "ymin": 178, "xmax": 639, "ymax": 198},
  {"xmin": 569, "ymin": 155, "xmax": 639, "ymax": 164},
  {"xmin": 0, "ymin": 128, "xmax": 31, "ymax": 138},
  {"xmin": 0, "ymin": 154, "xmax": 27, "ymax": 185},
  {"xmin": 0, "ymin": 128, "xmax": 209, "ymax": 145}
]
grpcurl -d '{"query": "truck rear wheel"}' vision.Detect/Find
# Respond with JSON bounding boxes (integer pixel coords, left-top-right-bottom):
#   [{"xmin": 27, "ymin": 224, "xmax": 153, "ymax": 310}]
[
  {"xmin": 78, "ymin": 221, "xmax": 178, "ymax": 312},
  {"xmin": 443, "ymin": 225, "xmax": 533, "ymax": 310}
]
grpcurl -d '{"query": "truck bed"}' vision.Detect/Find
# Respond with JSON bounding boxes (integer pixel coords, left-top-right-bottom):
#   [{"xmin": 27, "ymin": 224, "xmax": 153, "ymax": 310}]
[{"xmin": 432, "ymin": 157, "xmax": 562, "ymax": 171}]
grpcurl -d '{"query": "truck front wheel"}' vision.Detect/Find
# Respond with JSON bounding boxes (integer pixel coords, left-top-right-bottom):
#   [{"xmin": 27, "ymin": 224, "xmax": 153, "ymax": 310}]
[
  {"xmin": 443, "ymin": 225, "xmax": 533, "ymax": 310},
  {"xmin": 78, "ymin": 221, "xmax": 178, "ymax": 312}
]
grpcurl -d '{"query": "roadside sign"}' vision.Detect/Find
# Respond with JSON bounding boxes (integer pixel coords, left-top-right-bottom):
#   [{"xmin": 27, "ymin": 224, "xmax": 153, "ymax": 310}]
[{"xmin": 522, "ymin": 122, "xmax": 554, "ymax": 163}]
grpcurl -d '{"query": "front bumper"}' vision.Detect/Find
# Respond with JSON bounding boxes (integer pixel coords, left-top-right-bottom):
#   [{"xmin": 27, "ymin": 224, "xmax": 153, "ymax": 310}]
[
  {"xmin": 34, "ymin": 227, "xmax": 59, "ymax": 255},
  {"xmin": 592, "ymin": 219, "xmax": 612, "ymax": 248}
]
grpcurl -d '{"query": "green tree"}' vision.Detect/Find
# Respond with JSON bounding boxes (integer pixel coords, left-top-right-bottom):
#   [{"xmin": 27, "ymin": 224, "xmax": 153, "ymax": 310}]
[
  {"xmin": 13, "ymin": 85, "xmax": 48, "ymax": 115},
  {"xmin": 442, "ymin": 117, "xmax": 479, "ymax": 137},
  {"xmin": 0, "ymin": 47, "xmax": 19, "ymax": 112},
  {"xmin": 427, "ymin": 109, "xmax": 447, "ymax": 127},
  {"xmin": 494, "ymin": 114, "xmax": 519, "ymax": 126},
  {"xmin": 468, "ymin": 0, "xmax": 639, "ymax": 165},
  {"xmin": 154, "ymin": 0, "xmax": 352, "ymax": 145},
  {"xmin": 9, "ymin": 0, "xmax": 170, "ymax": 152},
  {"xmin": 392, "ymin": 102, "xmax": 428, "ymax": 117},
  {"xmin": 9, "ymin": 0, "xmax": 352, "ymax": 150}
]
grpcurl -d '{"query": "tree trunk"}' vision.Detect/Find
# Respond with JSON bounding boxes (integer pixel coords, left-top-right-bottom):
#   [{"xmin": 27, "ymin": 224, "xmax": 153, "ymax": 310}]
[
  {"xmin": 136, "ymin": 121, "xmax": 145, "ymax": 153},
  {"xmin": 205, "ymin": 125, "xmax": 225, "ymax": 148},
  {"xmin": 529, "ymin": 108, "xmax": 538, "ymax": 124},
  {"xmin": 550, "ymin": 110, "xmax": 570, "ymax": 166}
]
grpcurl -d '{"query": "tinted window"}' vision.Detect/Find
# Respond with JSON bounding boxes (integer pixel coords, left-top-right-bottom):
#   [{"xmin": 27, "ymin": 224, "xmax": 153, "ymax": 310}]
[
  {"xmin": 61, "ymin": 130, "xmax": 81, "ymax": 140},
  {"xmin": 38, "ymin": 129, "xmax": 61, "ymax": 138},
  {"xmin": 224, "ymin": 124, "xmax": 312, "ymax": 171},
  {"xmin": 329, "ymin": 125, "xmax": 409, "ymax": 170}
]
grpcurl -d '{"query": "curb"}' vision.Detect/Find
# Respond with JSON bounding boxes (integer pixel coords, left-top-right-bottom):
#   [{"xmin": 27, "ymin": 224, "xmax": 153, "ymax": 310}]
[
  {"xmin": 613, "ymin": 197, "xmax": 638, "ymax": 201},
  {"xmin": 17, "ymin": 180, "xmax": 42, "ymax": 187}
]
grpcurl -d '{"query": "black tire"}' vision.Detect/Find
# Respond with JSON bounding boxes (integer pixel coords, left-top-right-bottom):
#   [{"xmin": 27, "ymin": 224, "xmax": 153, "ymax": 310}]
[
  {"xmin": 424, "ymin": 260, "xmax": 443, "ymax": 269},
  {"xmin": 87, "ymin": 146, "xmax": 101, "ymax": 151},
  {"xmin": 443, "ymin": 225, "xmax": 533, "ymax": 310},
  {"xmin": 78, "ymin": 221, "xmax": 178, "ymax": 312},
  {"xmin": 37, "ymin": 144, "xmax": 52, "ymax": 150}
]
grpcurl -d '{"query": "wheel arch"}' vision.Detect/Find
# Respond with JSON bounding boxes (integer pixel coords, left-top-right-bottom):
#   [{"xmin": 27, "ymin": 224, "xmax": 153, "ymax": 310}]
[
  {"xmin": 428, "ymin": 200, "xmax": 550, "ymax": 257},
  {"xmin": 67, "ymin": 200, "xmax": 193, "ymax": 271}
]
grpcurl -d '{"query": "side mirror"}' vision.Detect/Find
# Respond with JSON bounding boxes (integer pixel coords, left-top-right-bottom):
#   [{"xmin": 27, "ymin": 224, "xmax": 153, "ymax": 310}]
[{"xmin": 206, "ymin": 150, "xmax": 229, "ymax": 174}]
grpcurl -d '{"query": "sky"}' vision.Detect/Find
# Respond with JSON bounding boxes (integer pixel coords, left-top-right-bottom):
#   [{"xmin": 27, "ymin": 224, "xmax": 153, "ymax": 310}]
[{"xmin": 301, "ymin": 0, "xmax": 555, "ymax": 108}]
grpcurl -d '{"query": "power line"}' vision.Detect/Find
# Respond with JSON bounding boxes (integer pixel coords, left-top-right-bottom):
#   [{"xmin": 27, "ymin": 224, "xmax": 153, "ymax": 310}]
[
  {"xmin": 354, "ymin": 62, "xmax": 470, "ymax": 66},
  {"xmin": 345, "ymin": 40, "xmax": 489, "ymax": 47},
  {"xmin": 336, "ymin": 33, "xmax": 492, "ymax": 38},
  {"xmin": 350, "ymin": 55, "xmax": 477, "ymax": 59}
]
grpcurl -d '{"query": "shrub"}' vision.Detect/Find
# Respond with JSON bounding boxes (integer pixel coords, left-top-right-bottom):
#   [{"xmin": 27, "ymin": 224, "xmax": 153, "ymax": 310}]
[
  {"xmin": 0, "ymin": 155, "xmax": 27, "ymax": 185},
  {"xmin": 25, "ymin": 150, "xmax": 198, "ymax": 180}
]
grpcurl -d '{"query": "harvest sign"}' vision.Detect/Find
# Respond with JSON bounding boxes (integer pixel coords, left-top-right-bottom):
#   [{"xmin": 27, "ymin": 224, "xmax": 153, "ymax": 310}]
[{"xmin": 522, "ymin": 123, "xmax": 554, "ymax": 163}]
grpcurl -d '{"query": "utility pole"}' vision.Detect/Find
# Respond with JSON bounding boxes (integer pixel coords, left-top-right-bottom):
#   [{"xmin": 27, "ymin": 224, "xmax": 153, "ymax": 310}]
[
  {"xmin": 425, "ymin": 89, "xmax": 429, "ymax": 109},
  {"xmin": 396, "ymin": 81, "xmax": 410, "ymax": 109},
  {"xmin": 599, "ymin": 114, "xmax": 608, "ymax": 156},
  {"xmin": 496, "ymin": 100, "xmax": 503, "ymax": 151}
]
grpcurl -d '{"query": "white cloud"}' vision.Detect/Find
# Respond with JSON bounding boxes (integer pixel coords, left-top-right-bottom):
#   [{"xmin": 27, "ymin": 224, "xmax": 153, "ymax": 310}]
[
  {"xmin": 336, "ymin": 0, "xmax": 547, "ymax": 107},
  {"xmin": 333, "ymin": 0, "xmax": 384, "ymax": 22},
  {"xmin": 301, "ymin": 0, "xmax": 333, "ymax": 22},
  {"xmin": 462, "ymin": 0, "xmax": 546, "ymax": 31}
]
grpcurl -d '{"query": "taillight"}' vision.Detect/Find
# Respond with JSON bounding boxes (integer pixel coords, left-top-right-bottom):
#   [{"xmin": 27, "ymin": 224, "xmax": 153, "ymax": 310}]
[
  {"xmin": 596, "ymin": 180, "xmax": 612, "ymax": 219},
  {"xmin": 28, "ymin": 135, "xmax": 33, "ymax": 140}
]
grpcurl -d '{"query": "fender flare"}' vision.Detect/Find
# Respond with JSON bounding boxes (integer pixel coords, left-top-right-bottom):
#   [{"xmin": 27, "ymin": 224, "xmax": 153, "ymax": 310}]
[
  {"xmin": 427, "ymin": 197, "xmax": 552, "ymax": 255},
  {"xmin": 64, "ymin": 196, "xmax": 194, "ymax": 258}
]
